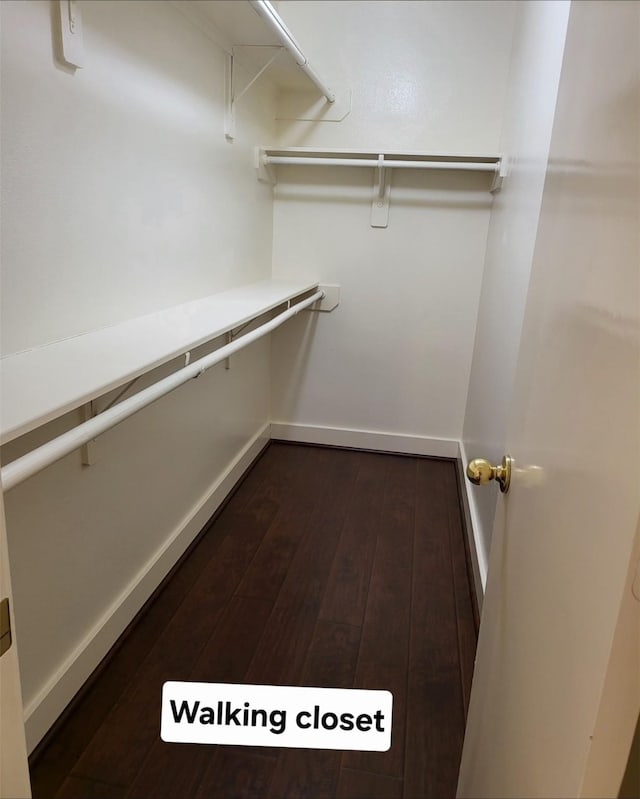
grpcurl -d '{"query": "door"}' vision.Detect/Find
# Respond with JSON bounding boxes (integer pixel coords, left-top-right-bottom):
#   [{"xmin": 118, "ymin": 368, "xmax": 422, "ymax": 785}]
[
  {"xmin": 458, "ymin": 2, "xmax": 640, "ymax": 797},
  {"xmin": 0, "ymin": 483, "xmax": 31, "ymax": 799}
]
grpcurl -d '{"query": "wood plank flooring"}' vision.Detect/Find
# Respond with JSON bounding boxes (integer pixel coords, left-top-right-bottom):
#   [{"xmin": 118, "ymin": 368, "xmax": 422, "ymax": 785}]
[{"xmin": 29, "ymin": 443, "xmax": 477, "ymax": 799}]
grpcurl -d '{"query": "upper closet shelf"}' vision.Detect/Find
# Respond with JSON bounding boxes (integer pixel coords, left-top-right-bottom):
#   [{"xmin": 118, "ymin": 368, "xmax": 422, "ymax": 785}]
[
  {"xmin": 257, "ymin": 147, "xmax": 506, "ymax": 227},
  {"xmin": 257, "ymin": 147, "xmax": 505, "ymax": 189},
  {"xmin": 0, "ymin": 279, "xmax": 319, "ymax": 446},
  {"xmin": 172, "ymin": 1, "xmax": 338, "ymax": 139}
]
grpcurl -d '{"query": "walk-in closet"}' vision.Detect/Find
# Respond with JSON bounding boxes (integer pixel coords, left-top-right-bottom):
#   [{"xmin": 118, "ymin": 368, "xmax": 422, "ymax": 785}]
[{"xmin": 1, "ymin": 2, "xmax": 638, "ymax": 798}]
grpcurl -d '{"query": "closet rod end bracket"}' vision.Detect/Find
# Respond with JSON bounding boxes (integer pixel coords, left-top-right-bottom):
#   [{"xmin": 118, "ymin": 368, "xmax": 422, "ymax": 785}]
[
  {"xmin": 306, "ymin": 284, "xmax": 340, "ymax": 312},
  {"xmin": 490, "ymin": 156, "xmax": 508, "ymax": 193},
  {"xmin": 255, "ymin": 147, "xmax": 276, "ymax": 184}
]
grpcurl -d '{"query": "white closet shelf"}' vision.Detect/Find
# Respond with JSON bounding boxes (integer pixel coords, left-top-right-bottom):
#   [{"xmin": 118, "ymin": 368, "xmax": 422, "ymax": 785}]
[
  {"xmin": 257, "ymin": 147, "xmax": 505, "ymax": 188},
  {"xmin": 0, "ymin": 279, "xmax": 319, "ymax": 446},
  {"xmin": 175, "ymin": 1, "xmax": 331, "ymax": 93},
  {"xmin": 256, "ymin": 147, "xmax": 506, "ymax": 228},
  {"xmin": 172, "ymin": 1, "xmax": 338, "ymax": 138}
]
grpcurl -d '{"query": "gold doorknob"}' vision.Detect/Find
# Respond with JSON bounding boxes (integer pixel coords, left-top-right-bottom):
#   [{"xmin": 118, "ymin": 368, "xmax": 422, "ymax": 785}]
[{"xmin": 466, "ymin": 455, "xmax": 512, "ymax": 493}]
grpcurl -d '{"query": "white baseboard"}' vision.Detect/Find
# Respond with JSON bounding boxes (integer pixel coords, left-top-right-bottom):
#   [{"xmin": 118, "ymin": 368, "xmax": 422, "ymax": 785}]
[
  {"xmin": 457, "ymin": 439, "xmax": 487, "ymax": 608},
  {"xmin": 24, "ymin": 422, "xmax": 270, "ymax": 753},
  {"xmin": 270, "ymin": 422, "xmax": 459, "ymax": 459}
]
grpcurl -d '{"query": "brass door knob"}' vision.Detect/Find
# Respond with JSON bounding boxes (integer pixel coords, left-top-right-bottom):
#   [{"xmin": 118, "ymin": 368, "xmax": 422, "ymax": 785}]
[{"xmin": 466, "ymin": 455, "xmax": 512, "ymax": 493}]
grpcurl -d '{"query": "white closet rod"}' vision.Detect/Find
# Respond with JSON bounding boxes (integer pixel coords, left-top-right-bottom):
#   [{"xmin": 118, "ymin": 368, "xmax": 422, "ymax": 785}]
[
  {"xmin": 1, "ymin": 290, "xmax": 324, "ymax": 492},
  {"xmin": 263, "ymin": 156, "xmax": 499, "ymax": 173},
  {"xmin": 248, "ymin": 0, "xmax": 335, "ymax": 103}
]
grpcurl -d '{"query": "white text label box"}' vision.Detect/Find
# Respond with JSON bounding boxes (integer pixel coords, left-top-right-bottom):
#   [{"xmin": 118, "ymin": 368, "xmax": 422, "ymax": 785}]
[{"xmin": 161, "ymin": 682, "xmax": 393, "ymax": 751}]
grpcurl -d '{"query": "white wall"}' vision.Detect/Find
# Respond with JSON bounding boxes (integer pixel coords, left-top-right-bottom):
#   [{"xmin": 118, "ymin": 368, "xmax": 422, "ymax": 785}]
[
  {"xmin": 0, "ymin": 0, "xmax": 276, "ymax": 749},
  {"xmin": 1, "ymin": 1, "xmax": 274, "ymax": 354},
  {"xmin": 274, "ymin": 0, "xmax": 514, "ymax": 153},
  {"xmin": 461, "ymin": 1, "xmax": 570, "ymax": 586},
  {"xmin": 270, "ymin": 0, "xmax": 516, "ymax": 450}
]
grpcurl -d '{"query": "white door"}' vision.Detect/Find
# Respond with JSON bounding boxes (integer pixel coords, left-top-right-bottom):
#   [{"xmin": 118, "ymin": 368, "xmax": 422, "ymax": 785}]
[
  {"xmin": 0, "ymin": 483, "xmax": 31, "ymax": 799},
  {"xmin": 458, "ymin": 2, "xmax": 640, "ymax": 798}
]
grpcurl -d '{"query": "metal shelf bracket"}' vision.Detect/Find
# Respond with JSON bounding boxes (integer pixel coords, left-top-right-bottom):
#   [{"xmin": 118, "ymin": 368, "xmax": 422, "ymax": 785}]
[
  {"xmin": 225, "ymin": 46, "xmax": 283, "ymax": 140},
  {"xmin": 371, "ymin": 155, "xmax": 391, "ymax": 228}
]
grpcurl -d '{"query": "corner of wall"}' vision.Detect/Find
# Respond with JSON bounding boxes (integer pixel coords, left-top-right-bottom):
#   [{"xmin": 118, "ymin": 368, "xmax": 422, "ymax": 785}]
[{"xmin": 456, "ymin": 440, "xmax": 487, "ymax": 609}]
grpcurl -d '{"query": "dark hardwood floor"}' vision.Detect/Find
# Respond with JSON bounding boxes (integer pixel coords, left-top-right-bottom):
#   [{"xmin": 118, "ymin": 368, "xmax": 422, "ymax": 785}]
[{"xmin": 29, "ymin": 443, "xmax": 477, "ymax": 799}]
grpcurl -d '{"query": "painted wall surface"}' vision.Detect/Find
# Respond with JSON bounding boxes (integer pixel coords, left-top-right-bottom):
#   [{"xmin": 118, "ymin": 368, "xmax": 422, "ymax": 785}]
[
  {"xmin": 0, "ymin": 0, "xmax": 275, "ymax": 748},
  {"xmin": 270, "ymin": 1, "xmax": 516, "ymax": 444},
  {"xmin": 461, "ymin": 0, "xmax": 570, "ymax": 583},
  {"xmin": 274, "ymin": 0, "xmax": 515, "ymax": 153},
  {"xmin": 0, "ymin": 0, "xmax": 274, "ymax": 354}
]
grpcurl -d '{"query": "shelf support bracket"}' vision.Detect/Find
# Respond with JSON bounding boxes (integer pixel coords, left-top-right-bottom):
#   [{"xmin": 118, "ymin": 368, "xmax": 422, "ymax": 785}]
[
  {"xmin": 371, "ymin": 155, "xmax": 391, "ymax": 228},
  {"xmin": 224, "ymin": 332, "xmax": 232, "ymax": 370},
  {"xmin": 80, "ymin": 401, "xmax": 98, "ymax": 466},
  {"xmin": 225, "ymin": 47, "xmax": 283, "ymax": 140}
]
